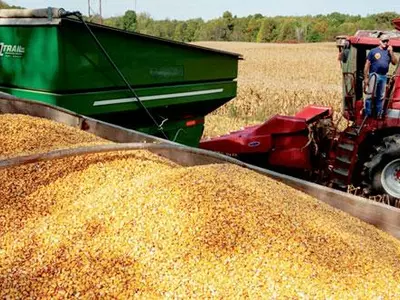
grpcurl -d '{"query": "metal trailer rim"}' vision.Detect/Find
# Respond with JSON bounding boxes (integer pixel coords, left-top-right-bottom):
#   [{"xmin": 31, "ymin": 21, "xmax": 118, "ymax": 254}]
[{"xmin": 381, "ymin": 158, "xmax": 400, "ymax": 198}]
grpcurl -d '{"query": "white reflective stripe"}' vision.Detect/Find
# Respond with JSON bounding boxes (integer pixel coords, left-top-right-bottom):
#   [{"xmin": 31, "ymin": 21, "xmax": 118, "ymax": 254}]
[
  {"xmin": 92, "ymin": 88, "xmax": 224, "ymax": 106},
  {"xmin": 386, "ymin": 109, "xmax": 400, "ymax": 118},
  {"xmin": 93, "ymin": 98, "xmax": 138, "ymax": 106}
]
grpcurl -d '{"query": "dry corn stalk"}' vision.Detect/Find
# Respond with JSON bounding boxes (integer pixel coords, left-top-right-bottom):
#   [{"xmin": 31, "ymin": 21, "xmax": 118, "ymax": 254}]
[{"xmin": 195, "ymin": 42, "xmax": 343, "ymax": 137}]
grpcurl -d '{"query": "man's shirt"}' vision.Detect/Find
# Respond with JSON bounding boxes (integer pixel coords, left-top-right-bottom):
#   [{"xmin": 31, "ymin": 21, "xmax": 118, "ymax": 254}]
[{"xmin": 367, "ymin": 47, "xmax": 392, "ymax": 75}]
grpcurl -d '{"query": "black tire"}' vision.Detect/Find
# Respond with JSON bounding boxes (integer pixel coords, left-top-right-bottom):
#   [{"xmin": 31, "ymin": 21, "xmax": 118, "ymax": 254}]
[{"xmin": 363, "ymin": 135, "xmax": 400, "ymax": 205}]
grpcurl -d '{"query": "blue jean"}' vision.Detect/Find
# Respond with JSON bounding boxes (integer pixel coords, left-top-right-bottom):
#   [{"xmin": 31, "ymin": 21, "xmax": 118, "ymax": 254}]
[{"xmin": 365, "ymin": 73, "xmax": 387, "ymax": 117}]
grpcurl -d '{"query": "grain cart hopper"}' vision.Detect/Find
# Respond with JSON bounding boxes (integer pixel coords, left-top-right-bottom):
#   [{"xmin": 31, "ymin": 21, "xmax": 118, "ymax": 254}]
[
  {"xmin": 201, "ymin": 19, "xmax": 400, "ymax": 205},
  {"xmin": 0, "ymin": 8, "xmax": 240, "ymax": 147}
]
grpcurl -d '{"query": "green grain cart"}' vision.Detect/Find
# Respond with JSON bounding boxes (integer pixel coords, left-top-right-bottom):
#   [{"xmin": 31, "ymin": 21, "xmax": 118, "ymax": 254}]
[{"xmin": 0, "ymin": 8, "xmax": 240, "ymax": 146}]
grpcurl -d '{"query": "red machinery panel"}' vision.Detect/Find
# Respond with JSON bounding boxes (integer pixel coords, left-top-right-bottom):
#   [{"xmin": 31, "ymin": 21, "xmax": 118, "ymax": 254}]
[
  {"xmin": 268, "ymin": 135, "xmax": 312, "ymax": 169},
  {"xmin": 200, "ymin": 105, "xmax": 332, "ymax": 160},
  {"xmin": 394, "ymin": 18, "xmax": 400, "ymax": 31},
  {"xmin": 200, "ymin": 115, "xmax": 307, "ymax": 154},
  {"xmin": 295, "ymin": 105, "xmax": 332, "ymax": 122}
]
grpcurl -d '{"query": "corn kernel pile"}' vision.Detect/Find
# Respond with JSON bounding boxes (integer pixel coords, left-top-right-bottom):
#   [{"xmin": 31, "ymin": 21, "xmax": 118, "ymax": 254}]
[
  {"xmin": 0, "ymin": 114, "xmax": 108, "ymax": 158},
  {"xmin": 1, "ymin": 114, "xmax": 400, "ymax": 298}
]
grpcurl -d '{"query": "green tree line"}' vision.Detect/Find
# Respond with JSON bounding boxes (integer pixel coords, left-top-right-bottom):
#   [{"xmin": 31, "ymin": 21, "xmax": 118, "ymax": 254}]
[
  {"xmin": 0, "ymin": 1, "xmax": 22, "ymax": 9},
  {"xmin": 103, "ymin": 10, "xmax": 400, "ymax": 43}
]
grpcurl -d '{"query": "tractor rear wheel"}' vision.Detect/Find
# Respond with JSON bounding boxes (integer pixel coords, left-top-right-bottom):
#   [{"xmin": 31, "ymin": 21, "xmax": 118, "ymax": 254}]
[{"xmin": 363, "ymin": 135, "xmax": 400, "ymax": 204}]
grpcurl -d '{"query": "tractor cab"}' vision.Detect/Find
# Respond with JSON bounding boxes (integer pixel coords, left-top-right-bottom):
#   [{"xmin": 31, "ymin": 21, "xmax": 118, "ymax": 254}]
[{"xmin": 336, "ymin": 22, "xmax": 400, "ymax": 122}]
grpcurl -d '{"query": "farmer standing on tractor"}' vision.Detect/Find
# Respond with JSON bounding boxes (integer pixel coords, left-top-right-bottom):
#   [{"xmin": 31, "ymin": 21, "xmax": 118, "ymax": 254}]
[{"xmin": 364, "ymin": 34, "xmax": 398, "ymax": 117}]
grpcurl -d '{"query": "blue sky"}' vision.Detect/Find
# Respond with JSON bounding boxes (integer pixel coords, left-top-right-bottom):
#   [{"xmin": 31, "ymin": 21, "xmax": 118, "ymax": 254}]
[{"xmin": 10, "ymin": 0, "xmax": 400, "ymax": 20}]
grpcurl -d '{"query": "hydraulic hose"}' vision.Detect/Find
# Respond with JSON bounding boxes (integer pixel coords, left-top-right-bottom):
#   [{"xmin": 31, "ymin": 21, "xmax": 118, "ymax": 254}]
[{"xmin": 59, "ymin": 10, "xmax": 169, "ymax": 140}]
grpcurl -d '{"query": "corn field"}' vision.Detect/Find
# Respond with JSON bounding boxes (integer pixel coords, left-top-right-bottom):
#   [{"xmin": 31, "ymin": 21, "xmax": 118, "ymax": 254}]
[{"xmin": 196, "ymin": 42, "xmax": 343, "ymax": 137}]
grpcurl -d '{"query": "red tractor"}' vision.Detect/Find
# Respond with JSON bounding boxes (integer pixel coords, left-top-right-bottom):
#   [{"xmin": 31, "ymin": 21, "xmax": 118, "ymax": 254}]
[{"xmin": 200, "ymin": 19, "xmax": 400, "ymax": 205}]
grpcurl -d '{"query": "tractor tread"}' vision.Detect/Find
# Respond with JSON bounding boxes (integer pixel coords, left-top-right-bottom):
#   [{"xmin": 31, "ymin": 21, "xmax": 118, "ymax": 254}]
[
  {"xmin": 345, "ymin": 128, "xmax": 359, "ymax": 137},
  {"xmin": 338, "ymin": 143, "xmax": 355, "ymax": 152},
  {"xmin": 336, "ymin": 156, "xmax": 351, "ymax": 164},
  {"xmin": 331, "ymin": 178, "xmax": 347, "ymax": 189},
  {"xmin": 333, "ymin": 167, "xmax": 349, "ymax": 177}
]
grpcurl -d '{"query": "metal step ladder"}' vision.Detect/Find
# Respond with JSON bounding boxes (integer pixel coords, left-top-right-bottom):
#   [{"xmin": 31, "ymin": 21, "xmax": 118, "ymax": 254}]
[{"xmin": 330, "ymin": 127, "xmax": 360, "ymax": 189}]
